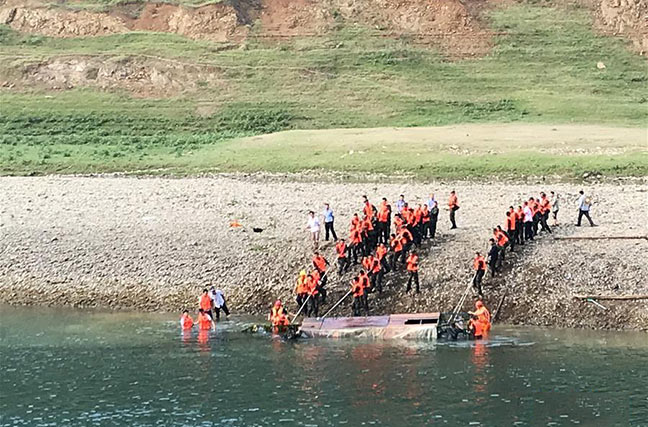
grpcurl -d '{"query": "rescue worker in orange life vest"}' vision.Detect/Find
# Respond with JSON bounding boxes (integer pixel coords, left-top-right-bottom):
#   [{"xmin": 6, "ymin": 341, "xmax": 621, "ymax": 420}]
[
  {"xmin": 197, "ymin": 308, "xmax": 214, "ymax": 331},
  {"xmin": 312, "ymin": 251, "xmax": 329, "ymax": 292},
  {"xmin": 505, "ymin": 209, "xmax": 516, "ymax": 252},
  {"xmin": 350, "ymin": 275, "xmax": 368, "ymax": 317},
  {"xmin": 406, "ymin": 251, "xmax": 420, "ymax": 293},
  {"xmin": 335, "ymin": 239, "xmax": 350, "ymax": 274},
  {"xmin": 472, "ymin": 252, "xmax": 486, "ymax": 297},
  {"xmin": 294, "ymin": 270, "xmax": 308, "ymax": 308},
  {"xmin": 448, "ymin": 190, "xmax": 459, "ymax": 229},
  {"xmin": 305, "ymin": 270, "xmax": 321, "ymax": 317},
  {"xmin": 468, "ymin": 300, "xmax": 491, "ymax": 338},
  {"xmin": 269, "ymin": 300, "xmax": 291, "ymax": 327},
  {"xmin": 389, "ymin": 233, "xmax": 403, "ymax": 271},
  {"xmin": 198, "ymin": 289, "xmax": 216, "ymax": 329},
  {"xmin": 180, "ymin": 309, "xmax": 194, "ymax": 330}
]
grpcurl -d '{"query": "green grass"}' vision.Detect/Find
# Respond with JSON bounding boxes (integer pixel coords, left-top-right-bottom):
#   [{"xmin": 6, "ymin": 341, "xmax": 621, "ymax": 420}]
[{"xmin": 0, "ymin": 2, "xmax": 646, "ymax": 177}]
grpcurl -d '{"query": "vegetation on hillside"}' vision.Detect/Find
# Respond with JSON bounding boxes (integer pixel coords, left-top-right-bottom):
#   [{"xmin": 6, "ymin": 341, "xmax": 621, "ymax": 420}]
[{"xmin": 0, "ymin": 3, "xmax": 646, "ymax": 177}]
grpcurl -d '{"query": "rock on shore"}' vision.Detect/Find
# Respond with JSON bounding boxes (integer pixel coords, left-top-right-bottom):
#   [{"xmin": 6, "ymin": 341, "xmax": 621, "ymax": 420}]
[{"xmin": 0, "ymin": 175, "xmax": 646, "ymax": 330}]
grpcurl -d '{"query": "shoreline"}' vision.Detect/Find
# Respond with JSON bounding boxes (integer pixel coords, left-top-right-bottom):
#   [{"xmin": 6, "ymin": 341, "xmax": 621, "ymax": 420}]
[{"xmin": 1, "ymin": 175, "xmax": 646, "ymax": 331}]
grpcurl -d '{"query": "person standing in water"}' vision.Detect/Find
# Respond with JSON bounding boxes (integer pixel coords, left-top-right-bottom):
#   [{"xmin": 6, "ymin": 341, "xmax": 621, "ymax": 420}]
[
  {"xmin": 209, "ymin": 287, "xmax": 230, "ymax": 321},
  {"xmin": 180, "ymin": 310, "xmax": 194, "ymax": 330}
]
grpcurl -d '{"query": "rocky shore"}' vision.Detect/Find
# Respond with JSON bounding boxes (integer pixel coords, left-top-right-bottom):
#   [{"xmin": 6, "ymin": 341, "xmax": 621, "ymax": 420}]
[{"xmin": 0, "ymin": 175, "xmax": 646, "ymax": 330}]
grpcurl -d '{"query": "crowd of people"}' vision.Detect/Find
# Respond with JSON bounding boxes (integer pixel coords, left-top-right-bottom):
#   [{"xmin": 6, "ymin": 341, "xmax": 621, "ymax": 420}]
[
  {"xmin": 180, "ymin": 188, "xmax": 597, "ymax": 332},
  {"xmin": 269, "ymin": 191, "xmax": 463, "ymax": 325}
]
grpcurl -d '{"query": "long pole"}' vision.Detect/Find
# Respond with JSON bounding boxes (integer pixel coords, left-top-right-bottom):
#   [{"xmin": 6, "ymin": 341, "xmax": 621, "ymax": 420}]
[
  {"xmin": 291, "ymin": 295, "xmax": 311, "ymax": 324},
  {"xmin": 447, "ymin": 281, "xmax": 473, "ymax": 325},
  {"xmin": 320, "ymin": 290, "xmax": 352, "ymax": 321}
]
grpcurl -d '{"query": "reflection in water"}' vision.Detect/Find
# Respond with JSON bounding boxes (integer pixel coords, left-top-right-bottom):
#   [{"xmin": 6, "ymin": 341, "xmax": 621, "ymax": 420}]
[{"xmin": 1, "ymin": 306, "xmax": 647, "ymax": 426}]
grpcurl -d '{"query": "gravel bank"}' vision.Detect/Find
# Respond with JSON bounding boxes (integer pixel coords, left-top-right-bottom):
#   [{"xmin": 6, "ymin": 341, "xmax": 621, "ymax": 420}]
[{"xmin": 0, "ymin": 176, "xmax": 646, "ymax": 330}]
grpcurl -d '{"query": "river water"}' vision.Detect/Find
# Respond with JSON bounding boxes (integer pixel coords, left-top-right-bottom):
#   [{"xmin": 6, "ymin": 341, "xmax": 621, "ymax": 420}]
[{"xmin": 1, "ymin": 306, "xmax": 646, "ymax": 426}]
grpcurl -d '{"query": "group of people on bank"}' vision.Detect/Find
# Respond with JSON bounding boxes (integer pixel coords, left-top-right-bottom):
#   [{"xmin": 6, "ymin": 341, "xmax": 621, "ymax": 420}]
[{"xmin": 271, "ymin": 191, "xmax": 462, "ymax": 326}]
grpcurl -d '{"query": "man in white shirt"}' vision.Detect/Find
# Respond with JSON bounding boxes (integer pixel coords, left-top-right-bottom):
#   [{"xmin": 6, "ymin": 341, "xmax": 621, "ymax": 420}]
[
  {"xmin": 396, "ymin": 194, "xmax": 406, "ymax": 213},
  {"xmin": 523, "ymin": 201, "xmax": 534, "ymax": 241},
  {"xmin": 306, "ymin": 211, "xmax": 321, "ymax": 249},
  {"xmin": 209, "ymin": 287, "xmax": 230, "ymax": 321},
  {"xmin": 576, "ymin": 190, "xmax": 596, "ymax": 227}
]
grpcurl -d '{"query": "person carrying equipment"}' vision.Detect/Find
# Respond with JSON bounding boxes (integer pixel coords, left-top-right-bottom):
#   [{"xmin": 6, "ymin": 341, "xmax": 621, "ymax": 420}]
[
  {"xmin": 468, "ymin": 300, "xmax": 491, "ymax": 339},
  {"xmin": 448, "ymin": 191, "xmax": 459, "ymax": 229},
  {"xmin": 350, "ymin": 276, "xmax": 368, "ymax": 316},
  {"xmin": 486, "ymin": 238, "xmax": 498, "ymax": 277},
  {"xmin": 180, "ymin": 310, "xmax": 194, "ymax": 330},
  {"xmin": 472, "ymin": 252, "xmax": 486, "ymax": 297},
  {"xmin": 269, "ymin": 300, "xmax": 290, "ymax": 327},
  {"xmin": 406, "ymin": 251, "xmax": 420, "ymax": 293},
  {"xmin": 312, "ymin": 251, "xmax": 329, "ymax": 288},
  {"xmin": 306, "ymin": 270, "xmax": 321, "ymax": 316},
  {"xmin": 295, "ymin": 270, "xmax": 309, "ymax": 308},
  {"xmin": 335, "ymin": 239, "xmax": 350, "ymax": 274}
]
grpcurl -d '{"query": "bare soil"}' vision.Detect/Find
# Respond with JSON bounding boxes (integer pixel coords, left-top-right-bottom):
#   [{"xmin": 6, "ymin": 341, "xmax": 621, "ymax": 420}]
[
  {"xmin": 0, "ymin": 175, "xmax": 646, "ymax": 330},
  {"xmin": 0, "ymin": 55, "xmax": 224, "ymax": 96}
]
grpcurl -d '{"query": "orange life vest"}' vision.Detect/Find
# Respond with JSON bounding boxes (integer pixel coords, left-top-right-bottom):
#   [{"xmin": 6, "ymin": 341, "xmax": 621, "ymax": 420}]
[
  {"xmin": 506, "ymin": 213, "xmax": 516, "ymax": 230},
  {"xmin": 363, "ymin": 202, "xmax": 374, "ymax": 218},
  {"xmin": 295, "ymin": 274, "xmax": 308, "ymax": 294},
  {"xmin": 336, "ymin": 241, "xmax": 347, "ymax": 258},
  {"xmin": 351, "ymin": 278, "xmax": 364, "ymax": 297},
  {"xmin": 198, "ymin": 313, "xmax": 212, "ymax": 330},
  {"xmin": 377, "ymin": 205, "xmax": 390, "ymax": 222},
  {"xmin": 313, "ymin": 255, "xmax": 327, "ymax": 272},
  {"xmin": 181, "ymin": 314, "xmax": 194, "ymax": 330},
  {"xmin": 390, "ymin": 236, "xmax": 403, "ymax": 252},
  {"xmin": 376, "ymin": 244, "xmax": 388, "ymax": 261},
  {"xmin": 199, "ymin": 294, "xmax": 212, "ymax": 311},
  {"xmin": 495, "ymin": 230, "xmax": 509, "ymax": 247},
  {"xmin": 406, "ymin": 254, "xmax": 419, "ymax": 272},
  {"xmin": 448, "ymin": 194, "xmax": 459, "ymax": 209},
  {"xmin": 473, "ymin": 255, "xmax": 486, "ymax": 271}
]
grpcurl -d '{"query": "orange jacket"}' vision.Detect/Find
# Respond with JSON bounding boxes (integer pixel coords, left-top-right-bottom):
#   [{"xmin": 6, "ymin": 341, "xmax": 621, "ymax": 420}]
[
  {"xmin": 199, "ymin": 294, "xmax": 212, "ymax": 311},
  {"xmin": 350, "ymin": 229, "xmax": 362, "ymax": 245},
  {"xmin": 377, "ymin": 205, "xmax": 390, "ymax": 222},
  {"xmin": 181, "ymin": 314, "xmax": 194, "ymax": 330},
  {"xmin": 362, "ymin": 256, "xmax": 374, "ymax": 272},
  {"xmin": 473, "ymin": 255, "xmax": 486, "ymax": 271},
  {"xmin": 313, "ymin": 255, "xmax": 328, "ymax": 272},
  {"xmin": 376, "ymin": 244, "xmax": 388, "ymax": 261},
  {"xmin": 359, "ymin": 272, "xmax": 371, "ymax": 290},
  {"xmin": 421, "ymin": 205, "xmax": 430, "ymax": 223},
  {"xmin": 448, "ymin": 194, "xmax": 459, "ymax": 209},
  {"xmin": 351, "ymin": 277, "xmax": 364, "ymax": 297},
  {"xmin": 295, "ymin": 273, "xmax": 308, "ymax": 294},
  {"xmin": 399, "ymin": 228, "xmax": 413, "ymax": 245},
  {"xmin": 506, "ymin": 213, "xmax": 516, "ymax": 230},
  {"xmin": 363, "ymin": 202, "xmax": 374, "ymax": 218},
  {"xmin": 336, "ymin": 241, "xmax": 347, "ymax": 258},
  {"xmin": 406, "ymin": 254, "xmax": 419, "ymax": 272},
  {"xmin": 308, "ymin": 272, "xmax": 320, "ymax": 296},
  {"xmin": 495, "ymin": 230, "xmax": 509, "ymax": 247},
  {"xmin": 390, "ymin": 236, "xmax": 403, "ymax": 252},
  {"xmin": 198, "ymin": 312, "xmax": 212, "ymax": 330}
]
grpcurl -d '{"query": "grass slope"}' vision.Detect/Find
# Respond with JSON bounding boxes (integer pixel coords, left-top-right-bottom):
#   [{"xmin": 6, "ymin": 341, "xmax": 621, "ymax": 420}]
[{"xmin": 0, "ymin": 3, "xmax": 646, "ymax": 177}]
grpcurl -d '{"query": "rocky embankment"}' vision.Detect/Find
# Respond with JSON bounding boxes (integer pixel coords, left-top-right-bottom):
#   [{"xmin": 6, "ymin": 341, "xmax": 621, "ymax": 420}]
[{"xmin": 0, "ymin": 175, "xmax": 646, "ymax": 330}]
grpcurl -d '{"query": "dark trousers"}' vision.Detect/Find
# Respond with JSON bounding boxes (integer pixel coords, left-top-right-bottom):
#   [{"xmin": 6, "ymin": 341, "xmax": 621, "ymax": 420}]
[
  {"xmin": 497, "ymin": 246, "xmax": 506, "ymax": 267},
  {"xmin": 473, "ymin": 270, "xmax": 485, "ymax": 295},
  {"xmin": 380, "ymin": 257, "xmax": 391, "ymax": 274},
  {"xmin": 351, "ymin": 244, "xmax": 361, "ymax": 264},
  {"xmin": 378, "ymin": 222, "xmax": 388, "ymax": 244},
  {"xmin": 324, "ymin": 221, "xmax": 338, "ymax": 241},
  {"xmin": 507, "ymin": 228, "xmax": 516, "ymax": 251},
  {"xmin": 577, "ymin": 209, "xmax": 594, "ymax": 226},
  {"xmin": 533, "ymin": 214, "xmax": 540, "ymax": 235},
  {"xmin": 450, "ymin": 207, "xmax": 458, "ymax": 228},
  {"xmin": 406, "ymin": 271, "xmax": 419, "ymax": 292},
  {"xmin": 524, "ymin": 222, "xmax": 534, "ymax": 240},
  {"xmin": 539, "ymin": 213, "xmax": 552, "ymax": 233},
  {"xmin": 306, "ymin": 296, "xmax": 319, "ymax": 317},
  {"xmin": 488, "ymin": 260, "xmax": 497, "ymax": 277},
  {"xmin": 337, "ymin": 257, "xmax": 349, "ymax": 275},
  {"xmin": 430, "ymin": 214, "xmax": 438, "ymax": 238},
  {"xmin": 318, "ymin": 286, "xmax": 327, "ymax": 304},
  {"xmin": 516, "ymin": 221, "xmax": 524, "ymax": 244},
  {"xmin": 375, "ymin": 270, "xmax": 384, "ymax": 293},
  {"xmin": 352, "ymin": 295, "xmax": 369, "ymax": 316},
  {"xmin": 391, "ymin": 251, "xmax": 402, "ymax": 270},
  {"xmin": 214, "ymin": 303, "xmax": 230, "ymax": 320},
  {"xmin": 296, "ymin": 293, "xmax": 306, "ymax": 309}
]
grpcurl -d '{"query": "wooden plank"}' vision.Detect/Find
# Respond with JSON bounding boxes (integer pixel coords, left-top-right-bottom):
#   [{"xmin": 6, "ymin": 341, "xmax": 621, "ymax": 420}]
[
  {"xmin": 573, "ymin": 294, "xmax": 648, "ymax": 301},
  {"xmin": 555, "ymin": 236, "xmax": 648, "ymax": 241}
]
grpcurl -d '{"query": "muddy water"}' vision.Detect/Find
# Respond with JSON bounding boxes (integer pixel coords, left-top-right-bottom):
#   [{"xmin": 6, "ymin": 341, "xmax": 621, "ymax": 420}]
[{"xmin": 1, "ymin": 306, "xmax": 646, "ymax": 426}]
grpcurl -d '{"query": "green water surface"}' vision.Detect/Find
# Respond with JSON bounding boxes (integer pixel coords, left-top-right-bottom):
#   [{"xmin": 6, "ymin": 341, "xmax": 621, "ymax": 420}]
[{"xmin": 0, "ymin": 306, "xmax": 646, "ymax": 426}]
